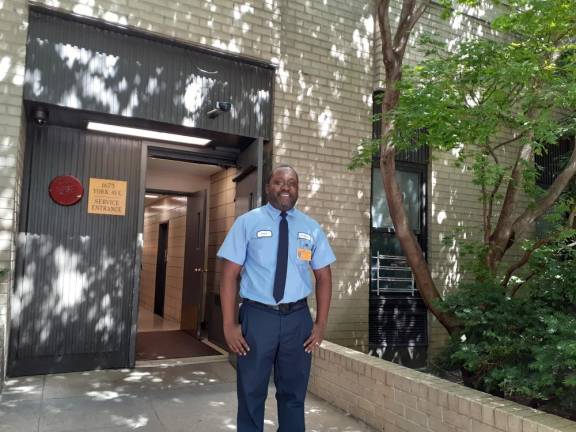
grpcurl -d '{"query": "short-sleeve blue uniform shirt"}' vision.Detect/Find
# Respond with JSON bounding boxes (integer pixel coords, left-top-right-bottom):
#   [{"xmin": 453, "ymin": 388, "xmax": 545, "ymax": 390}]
[{"xmin": 217, "ymin": 203, "xmax": 336, "ymax": 305}]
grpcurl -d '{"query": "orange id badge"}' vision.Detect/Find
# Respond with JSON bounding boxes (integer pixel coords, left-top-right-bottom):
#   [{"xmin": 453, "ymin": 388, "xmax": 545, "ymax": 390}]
[{"xmin": 297, "ymin": 248, "xmax": 312, "ymax": 261}]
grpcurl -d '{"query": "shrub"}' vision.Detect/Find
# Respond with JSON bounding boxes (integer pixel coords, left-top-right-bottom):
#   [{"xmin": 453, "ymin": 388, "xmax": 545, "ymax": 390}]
[{"xmin": 437, "ymin": 242, "xmax": 576, "ymax": 418}]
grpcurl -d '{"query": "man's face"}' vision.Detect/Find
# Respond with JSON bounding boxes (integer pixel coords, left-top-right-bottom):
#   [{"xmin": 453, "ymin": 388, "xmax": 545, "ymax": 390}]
[{"xmin": 266, "ymin": 168, "xmax": 299, "ymax": 212}]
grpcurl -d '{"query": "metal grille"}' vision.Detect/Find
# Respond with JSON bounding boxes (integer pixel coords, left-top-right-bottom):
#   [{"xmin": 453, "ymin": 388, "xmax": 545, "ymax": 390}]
[
  {"xmin": 369, "ymin": 252, "xmax": 427, "ymax": 351},
  {"xmin": 536, "ymin": 136, "xmax": 575, "ymax": 188},
  {"xmin": 372, "ymin": 90, "xmax": 429, "ymax": 164},
  {"xmin": 369, "ymin": 297, "xmax": 428, "ymax": 348},
  {"xmin": 371, "ymin": 253, "xmax": 415, "ymax": 296}
]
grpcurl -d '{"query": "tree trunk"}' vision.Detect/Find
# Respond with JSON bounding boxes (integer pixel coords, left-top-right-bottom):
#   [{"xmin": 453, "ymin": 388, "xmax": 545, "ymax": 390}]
[
  {"xmin": 380, "ymin": 143, "xmax": 460, "ymax": 333},
  {"xmin": 376, "ymin": 0, "xmax": 460, "ymax": 335}
]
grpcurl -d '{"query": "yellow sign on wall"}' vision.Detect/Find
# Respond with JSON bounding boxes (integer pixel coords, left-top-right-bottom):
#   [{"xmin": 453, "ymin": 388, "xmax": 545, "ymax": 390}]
[{"xmin": 87, "ymin": 178, "xmax": 127, "ymax": 216}]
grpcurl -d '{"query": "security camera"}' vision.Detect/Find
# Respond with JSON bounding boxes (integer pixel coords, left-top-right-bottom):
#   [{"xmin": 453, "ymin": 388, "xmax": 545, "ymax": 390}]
[
  {"xmin": 32, "ymin": 107, "xmax": 48, "ymax": 126},
  {"xmin": 207, "ymin": 101, "xmax": 232, "ymax": 119},
  {"xmin": 216, "ymin": 101, "xmax": 231, "ymax": 112}
]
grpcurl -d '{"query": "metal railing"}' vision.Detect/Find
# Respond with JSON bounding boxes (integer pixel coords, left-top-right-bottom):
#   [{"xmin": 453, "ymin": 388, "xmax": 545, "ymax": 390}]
[{"xmin": 371, "ymin": 253, "xmax": 415, "ymax": 296}]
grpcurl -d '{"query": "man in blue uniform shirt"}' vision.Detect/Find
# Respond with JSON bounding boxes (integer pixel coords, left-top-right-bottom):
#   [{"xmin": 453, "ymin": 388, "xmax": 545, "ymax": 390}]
[{"xmin": 217, "ymin": 164, "xmax": 336, "ymax": 432}]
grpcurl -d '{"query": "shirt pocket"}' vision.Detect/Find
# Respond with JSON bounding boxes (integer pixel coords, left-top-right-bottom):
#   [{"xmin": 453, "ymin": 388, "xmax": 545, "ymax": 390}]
[
  {"xmin": 294, "ymin": 234, "xmax": 314, "ymax": 266},
  {"xmin": 248, "ymin": 228, "xmax": 275, "ymax": 265},
  {"xmin": 290, "ymin": 249, "xmax": 312, "ymax": 285}
]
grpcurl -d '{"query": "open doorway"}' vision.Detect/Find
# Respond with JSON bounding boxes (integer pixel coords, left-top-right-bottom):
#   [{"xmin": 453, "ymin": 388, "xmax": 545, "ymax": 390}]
[
  {"xmin": 136, "ymin": 157, "xmax": 226, "ymax": 362},
  {"xmin": 154, "ymin": 221, "xmax": 169, "ymax": 317}
]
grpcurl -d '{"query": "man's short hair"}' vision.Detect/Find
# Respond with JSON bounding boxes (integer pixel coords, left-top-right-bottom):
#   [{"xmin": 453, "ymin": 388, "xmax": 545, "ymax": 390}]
[{"xmin": 267, "ymin": 164, "xmax": 299, "ymax": 184}]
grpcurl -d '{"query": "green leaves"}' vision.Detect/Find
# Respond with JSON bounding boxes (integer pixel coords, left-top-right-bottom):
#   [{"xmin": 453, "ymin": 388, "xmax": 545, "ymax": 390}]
[
  {"xmin": 438, "ymin": 240, "xmax": 576, "ymax": 416},
  {"xmin": 360, "ymin": 0, "xmax": 575, "ymax": 196},
  {"xmin": 396, "ymin": 33, "xmax": 572, "ymax": 157},
  {"xmin": 492, "ymin": 0, "xmax": 576, "ymax": 43}
]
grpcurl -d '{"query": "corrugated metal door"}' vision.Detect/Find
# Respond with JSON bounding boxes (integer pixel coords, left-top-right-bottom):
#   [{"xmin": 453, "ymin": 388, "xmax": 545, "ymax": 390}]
[{"xmin": 8, "ymin": 124, "xmax": 143, "ymax": 376}]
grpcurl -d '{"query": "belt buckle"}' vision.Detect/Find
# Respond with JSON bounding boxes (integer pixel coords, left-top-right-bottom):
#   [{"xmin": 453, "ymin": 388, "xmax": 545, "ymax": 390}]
[{"xmin": 278, "ymin": 303, "xmax": 291, "ymax": 313}]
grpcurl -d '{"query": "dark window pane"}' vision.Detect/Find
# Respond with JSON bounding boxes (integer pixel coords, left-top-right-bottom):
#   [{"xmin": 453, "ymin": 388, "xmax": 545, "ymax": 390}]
[{"xmin": 371, "ymin": 168, "xmax": 421, "ymax": 232}]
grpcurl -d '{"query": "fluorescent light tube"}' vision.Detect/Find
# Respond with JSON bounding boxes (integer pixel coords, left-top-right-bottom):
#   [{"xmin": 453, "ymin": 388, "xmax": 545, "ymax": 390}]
[
  {"xmin": 87, "ymin": 122, "xmax": 211, "ymax": 146},
  {"xmin": 145, "ymin": 194, "xmax": 159, "ymax": 198}
]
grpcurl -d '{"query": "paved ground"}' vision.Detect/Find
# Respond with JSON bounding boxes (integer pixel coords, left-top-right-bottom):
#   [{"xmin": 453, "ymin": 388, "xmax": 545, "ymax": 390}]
[{"xmin": 0, "ymin": 360, "xmax": 375, "ymax": 432}]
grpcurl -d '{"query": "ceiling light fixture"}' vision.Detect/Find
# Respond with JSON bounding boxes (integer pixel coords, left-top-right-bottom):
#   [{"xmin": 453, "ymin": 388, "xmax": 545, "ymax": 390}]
[{"xmin": 87, "ymin": 122, "xmax": 211, "ymax": 146}]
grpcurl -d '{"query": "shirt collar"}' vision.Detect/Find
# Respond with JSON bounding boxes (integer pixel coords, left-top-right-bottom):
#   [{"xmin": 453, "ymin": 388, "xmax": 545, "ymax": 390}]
[{"xmin": 265, "ymin": 203, "xmax": 296, "ymax": 219}]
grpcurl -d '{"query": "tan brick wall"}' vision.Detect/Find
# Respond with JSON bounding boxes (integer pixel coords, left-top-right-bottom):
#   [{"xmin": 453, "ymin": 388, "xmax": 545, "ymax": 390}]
[
  {"xmin": 310, "ymin": 341, "xmax": 576, "ymax": 432},
  {"xmin": 207, "ymin": 168, "xmax": 237, "ymax": 302},
  {"xmin": 270, "ymin": 0, "xmax": 374, "ymax": 350},
  {"xmin": 0, "ymin": 0, "xmax": 28, "ymax": 385}
]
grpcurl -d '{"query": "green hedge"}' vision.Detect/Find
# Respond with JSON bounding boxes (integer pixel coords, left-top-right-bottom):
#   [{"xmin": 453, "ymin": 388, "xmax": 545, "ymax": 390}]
[{"xmin": 437, "ymin": 243, "xmax": 576, "ymax": 419}]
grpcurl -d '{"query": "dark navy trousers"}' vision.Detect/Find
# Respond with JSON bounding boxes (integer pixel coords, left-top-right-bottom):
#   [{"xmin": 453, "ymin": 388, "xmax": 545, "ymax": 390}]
[{"xmin": 237, "ymin": 301, "xmax": 313, "ymax": 432}]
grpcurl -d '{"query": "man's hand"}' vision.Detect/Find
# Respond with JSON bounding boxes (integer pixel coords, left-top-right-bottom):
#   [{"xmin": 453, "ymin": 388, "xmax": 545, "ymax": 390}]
[
  {"xmin": 303, "ymin": 322, "xmax": 326, "ymax": 353},
  {"xmin": 305, "ymin": 265, "xmax": 332, "ymax": 354},
  {"xmin": 223, "ymin": 322, "xmax": 250, "ymax": 356},
  {"xmin": 219, "ymin": 260, "xmax": 248, "ymax": 356}
]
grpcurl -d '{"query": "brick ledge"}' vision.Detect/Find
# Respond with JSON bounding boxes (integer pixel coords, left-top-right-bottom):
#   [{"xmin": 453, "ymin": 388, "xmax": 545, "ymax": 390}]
[{"xmin": 309, "ymin": 341, "xmax": 576, "ymax": 432}]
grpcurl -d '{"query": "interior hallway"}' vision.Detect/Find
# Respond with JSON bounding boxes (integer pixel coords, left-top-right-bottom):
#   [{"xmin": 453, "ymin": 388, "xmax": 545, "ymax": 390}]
[
  {"xmin": 137, "ymin": 307, "xmax": 180, "ymax": 332},
  {"xmin": 136, "ymin": 307, "xmax": 225, "ymax": 362}
]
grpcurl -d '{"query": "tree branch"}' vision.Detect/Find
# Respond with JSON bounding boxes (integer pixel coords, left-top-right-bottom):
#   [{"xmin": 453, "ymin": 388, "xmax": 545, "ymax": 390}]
[
  {"xmin": 394, "ymin": 0, "xmax": 417, "ymax": 50},
  {"xmin": 502, "ymin": 238, "xmax": 549, "ymax": 291},
  {"xmin": 376, "ymin": 0, "xmax": 459, "ymax": 335},
  {"xmin": 568, "ymin": 205, "xmax": 576, "ymax": 229},
  {"xmin": 394, "ymin": 1, "xmax": 431, "ymax": 62},
  {"xmin": 511, "ymin": 139, "xmax": 576, "ymax": 239},
  {"xmin": 509, "ymin": 271, "xmax": 537, "ymax": 297},
  {"xmin": 482, "ymin": 180, "xmax": 489, "ymax": 243},
  {"xmin": 492, "ymin": 132, "xmax": 527, "ymax": 152},
  {"xmin": 377, "ymin": 0, "xmax": 395, "ymax": 69},
  {"xmin": 484, "ymin": 141, "xmax": 500, "ymax": 165},
  {"xmin": 486, "ymin": 173, "xmax": 504, "ymax": 238},
  {"xmin": 482, "ymin": 143, "xmax": 505, "ymax": 238},
  {"xmin": 411, "ymin": 1, "xmax": 430, "ymax": 28},
  {"xmin": 478, "ymin": 80, "xmax": 499, "ymax": 106},
  {"xmin": 487, "ymin": 140, "xmax": 533, "ymax": 271}
]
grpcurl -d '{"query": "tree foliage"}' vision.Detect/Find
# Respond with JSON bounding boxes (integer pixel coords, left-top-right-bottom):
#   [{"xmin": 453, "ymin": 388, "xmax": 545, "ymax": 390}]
[
  {"xmin": 391, "ymin": 0, "xmax": 576, "ymax": 277},
  {"xmin": 437, "ymin": 233, "xmax": 576, "ymax": 417},
  {"xmin": 353, "ymin": 0, "xmax": 576, "ymax": 416},
  {"xmin": 353, "ymin": 0, "xmax": 575, "ymax": 333}
]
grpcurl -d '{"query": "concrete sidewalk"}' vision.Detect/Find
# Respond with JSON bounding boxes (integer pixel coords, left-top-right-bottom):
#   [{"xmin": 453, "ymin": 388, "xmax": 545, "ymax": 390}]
[{"xmin": 0, "ymin": 360, "xmax": 375, "ymax": 432}]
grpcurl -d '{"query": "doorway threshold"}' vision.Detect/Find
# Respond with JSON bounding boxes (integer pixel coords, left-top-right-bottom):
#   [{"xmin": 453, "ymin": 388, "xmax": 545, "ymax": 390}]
[
  {"xmin": 136, "ymin": 353, "xmax": 228, "ymax": 368},
  {"xmin": 135, "ymin": 337, "xmax": 229, "ymax": 368}
]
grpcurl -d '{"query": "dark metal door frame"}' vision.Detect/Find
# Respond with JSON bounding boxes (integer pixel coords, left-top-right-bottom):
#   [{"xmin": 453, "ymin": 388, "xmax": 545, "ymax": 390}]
[
  {"xmin": 127, "ymin": 144, "xmax": 147, "ymax": 367},
  {"xmin": 138, "ymin": 143, "xmax": 228, "ymax": 351},
  {"xmin": 368, "ymin": 160, "xmax": 429, "ymax": 367}
]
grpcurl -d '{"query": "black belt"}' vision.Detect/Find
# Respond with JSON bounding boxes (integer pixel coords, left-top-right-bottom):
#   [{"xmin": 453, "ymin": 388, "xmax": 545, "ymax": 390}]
[{"xmin": 242, "ymin": 298, "xmax": 308, "ymax": 313}]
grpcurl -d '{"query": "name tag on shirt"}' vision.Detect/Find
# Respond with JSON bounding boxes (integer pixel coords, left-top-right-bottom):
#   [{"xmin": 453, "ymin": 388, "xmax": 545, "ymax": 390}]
[
  {"xmin": 297, "ymin": 248, "xmax": 312, "ymax": 261},
  {"xmin": 298, "ymin": 232, "xmax": 312, "ymax": 241},
  {"xmin": 257, "ymin": 230, "xmax": 272, "ymax": 238}
]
